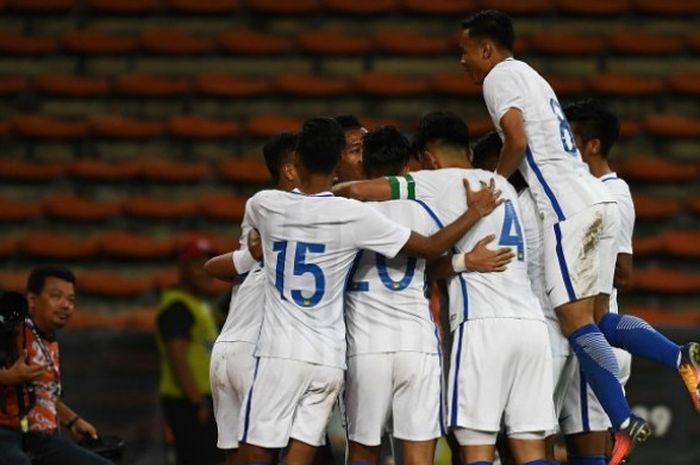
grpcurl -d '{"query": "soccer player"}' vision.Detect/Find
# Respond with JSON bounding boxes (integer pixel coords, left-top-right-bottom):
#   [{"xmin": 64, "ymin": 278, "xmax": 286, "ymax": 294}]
[
  {"xmin": 458, "ymin": 10, "xmax": 648, "ymax": 464},
  {"xmin": 220, "ymin": 117, "xmax": 500, "ymax": 465},
  {"xmin": 334, "ymin": 115, "xmax": 367, "ymax": 183},
  {"xmin": 336, "ymin": 111, "xmax": 556, "ymax": 465},
  {"xmin": 206, "ymin": 132, "xmax": 299, "ymax": 465}
]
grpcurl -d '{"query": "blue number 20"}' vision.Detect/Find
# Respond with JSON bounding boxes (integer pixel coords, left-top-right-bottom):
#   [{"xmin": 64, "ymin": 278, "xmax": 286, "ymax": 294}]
[
  {"xmin": 272, "ymin": 241, "xmax": 326, "ymax": 308},
  {"xmin": 498, "ymin": 200, "xmax": 524, "ymax": 261},
  {"xmin": 550, "ymin": 98, "xmax": 577, "ymax": 155},
  {"xmin": 347, "ymin": 253, "xmax": 416, "ymax": 292}
]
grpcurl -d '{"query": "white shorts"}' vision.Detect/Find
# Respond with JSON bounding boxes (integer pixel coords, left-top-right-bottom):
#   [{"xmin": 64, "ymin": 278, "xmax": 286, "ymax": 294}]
[
  {"xmin": 239, "ymin": 357, "xmax": 343, "ymax": 448},
  {"xmin": 345, "ymin": 352, "xmax": 445, "ymax": 446},
  {"xmin": 210, "ymin": 341, "xmax": 256, "ymax": 449},
  {"xmin": 447, "ymin": 319, "xmax": 556, "ymax": 435},
  {"xmin": 559, "ymin": 347, "xmax": 632, "ymax": 435},
  {"xmin": 544, "ymin": 202, "xmax": 619, "ymax": 309}
]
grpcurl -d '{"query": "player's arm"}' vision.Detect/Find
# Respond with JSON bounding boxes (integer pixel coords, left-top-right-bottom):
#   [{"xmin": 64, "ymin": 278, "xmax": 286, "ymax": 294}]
[
  {"xmin": 332, "ymin": 177, "xmax": 392, "ymax": 201},
  {"xmin": 427, "ymin": 234, "xmax": 515, "ymax": 281},
  {"xmin": 204, "ymin": 231, "xmax": 262, "ymax": 282},
  {"xmin": 495, "ymin": 108, "xmax": 528, "ymax": 179},
  {"xmin": 614, "ymin": 253, "xmax": 633, "ymax": 290}
]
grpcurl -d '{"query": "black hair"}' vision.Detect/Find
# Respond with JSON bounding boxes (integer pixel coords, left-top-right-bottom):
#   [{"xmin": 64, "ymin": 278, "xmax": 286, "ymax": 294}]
[
  {"xmin": 461, "ymin": 10, "xmax": 515, "ymax": 52},
  {"xmin": 413, "ymin": 111, "xmax": 470, "ymax": 156},
  {"xmin": 27, "ymin": 265, "xmax": 76, "ymax": 295},
  {"xmin": 333, "ymin": 115, "xmax": 363, "ymax": 131},
  {"xmin": 563, "ymin": 99, "xmax": 620, "ymax": 158},
  {"xmin": 296, "ymin": 117, "xmax": 346, "ymax": 175},
  {"xmin": 472, "ymin": 130, "xmax": 528, "ymax": 193},
  {"xmin": 263, "ymin": 132, "xmax": 298, "ymax": 184},
  {"xmin": 362, "ymin": 126, "xmax": 413, "ymax": 178}
]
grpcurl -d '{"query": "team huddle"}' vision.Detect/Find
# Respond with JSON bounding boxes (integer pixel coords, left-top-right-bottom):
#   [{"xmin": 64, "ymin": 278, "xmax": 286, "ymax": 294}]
[{"xmin": 203, "ymin": 10, "xmax": 700, "ymax": 465}]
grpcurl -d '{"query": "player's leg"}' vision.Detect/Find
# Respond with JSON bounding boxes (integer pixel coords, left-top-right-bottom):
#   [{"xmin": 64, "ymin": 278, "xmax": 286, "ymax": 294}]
[
  {"xmin": 454, "ymin": 428, "xmax": 496, "ymax": 464},
  {"xmin": 507, "ymin": 435, "xmax": 547, "ymax": 465}
]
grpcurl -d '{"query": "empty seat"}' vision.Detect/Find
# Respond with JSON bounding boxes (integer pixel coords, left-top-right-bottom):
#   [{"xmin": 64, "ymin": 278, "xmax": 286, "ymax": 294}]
[
  {"xmin": 324, "ymin": 0, "xmax": 398, "ymax": 14},
  {"xmin": 194, "ymin": 73, "xmax": 271, "ymax": 97},
  {"xmin": 689, "ymin": 197, "xmax": 700, "ymax": 215},
  {"xmin": 61, "ymin": 30, "xmax": 137, "ymax": 54},
  {"xmin": 114, "ymin": 73, "xmax": 189, "ymax": 97},
  {"xmin": 374, "ymin": 30, "xmax": 452, "ymax": 55},
  {"xmin": 68, "ymin": 159, "xmax": 141, "ymax": 181},
  {"xmin": 6, "ymin": 0, "xmax": 75, "ymax": 12},
  {"xmin": 480, "ymin": 0, "xmax": 553, "ymax": 14},
  {"xmin": 626, "ymin": 307, "xmax": 700, "ymax": 327},
  {"xmin": 663, "ymin": 230, "xmax": 700, "ymax": 259},
  {"xmin": 589, "ymin": 73, "xmax": 665, "ymax": 96},
  {"xmin": 35, "ymin": 75, "xmax": 110, "ymax": 97},
  {"xmin": 297, "ymin": 30, "xmax": 372, "ymax": 55},
  {"xmin": 88, "ymin": 0, "xmax": 161, "ymax": 13},
  {"xmin": 354, "ymin": 72, "xmax": 429, "ymax": 96},
  {"xmin": 13, "ymin": 114, "xmax": 88, "ymax": 139},
  {"xmin": 632, "ymin": 268, "xmax": 700, "ymax": 294},
  {"xmin": 247, "ymin": 0, "xmax": 319, "ymax": 14},
  {"xmin": 140, "ymin": 30, "xmax": 213, "ymax": 55},
  {"xmin": 0, "ymin": 76, "xmax": 28, "ymax": 94},
  {"xmin": 618, "ymin": 119, "xmax": 642, "ymax": 137},
  {"xmin": 0, "ymin": 159, "xmax": 65, "ymax": 181},
  {"xmin": 123, "ymin": 196, "xmax": 198, "ymax": 219},
  {"xmin": 90, "ymin": 115, "xmax": 165, "ymax": 139},
  {"xmin": 633, "ymin": 0, "xmax": 700, "ymax": 15},
  {"xmin": 19, "ymin": 231, "xmax": 98, "ymax": 259},
  {"xmin": 245, "ymin": 114, "xmax": 302, "ymax": 137},
  {"xmin": 608, "ymin": 31, "xmax": 684, "ymax": 55},
  {"xmin": 219, "ymin": 158, "xmax": 271, "ymax": 183},
  {"xmin": 0, "ymin": 197, "xmax": 43, "ymax": 221},
  {"xmin": 199, "ymin": 192, "xmax": 247, "ymax": 221},
  {"xmin": 151, "ymin": 267, "xmax": 179, "ymax": 289},
  {"xmin": 176, "ymin": 231, "xmax": 238, "ymax": 255},
  {"xmin": 613, "ymin": 156, "xmax": 699, "ymax": 182},
  {"xmin": 431, "ymin": 72, "xmax": 481, "ymax": 96},
  {"xmin": 219, "ymin": 30, "xmax": 293, "ymax": 54},
  {"xmin": 557, "ymin": 0, "xmax": 630, "ymax": 15},
  {"xmin": 402, "ymin": 0, "xmax": 478, "ymax": 15},
  {"xmin": 44, "ymin": 194, "xmax": 123, "ymax": 221},
  {"xmin": 167, "ymin": 114, "xmax": 241, "ymax": 139},
  {"xmin": 467, "ymin": 118, "xmax": 496, "ymax": 136},
  {"xmin": 687, "ymin": 32, "xmax": 700, "ymax": 52},
  {"xmin": 98, "ymin": 231, "xmax": 176, "ymax": 259},
  {"xmin": 644, "ymin": 113, "xmax": 700, "ymax": 138},
  {"xmin": 0, "ymin": 269, "xmax": 28, "ymax": 291},
  {"xmin": 0, "ymin": 32, "xmax": 57, "ymax": 54},
  {"xmin": 545, "ymin": 75, "xmax": 588, "ymax": 95},
  {"xmin": 140, "ymin": 159, "xmax": 212, "ymax": 182},
  {"xmin": 0, "ymin": 238, "xmax": 17, "ymax": 257},
  {"xmin": 167, "ymin": 0, "xmax": 240, "ymax": 13},
  {"xmin": 528, "ymin": 31, "xmax": 606, "ymax": 54},
  {"xmin": 0, "ymin": 120, "xmax": 9, "ymax": 136},
  {"xmin": 77, "ymin": 270, "xmax": 153, "ymax": 297},
  {"xmin": 275, "ymin": 73, "xmax": 350, "ymax": 97},
  {"xmin": 632, "ymin": 234, "xmax": 665, "ymax": 256},
  {"xmin": 632, "ymin": 193, "xmax": 681, "ymax": 219},
  {"xmin": 667, "ymin": 73, "xmax": 700, "ymax": 96}
]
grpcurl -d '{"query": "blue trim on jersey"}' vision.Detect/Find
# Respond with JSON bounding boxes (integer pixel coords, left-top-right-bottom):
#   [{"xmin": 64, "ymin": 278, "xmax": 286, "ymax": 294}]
[
  {"xmin": 241, "ymin": 356, "xmax": 261, "ymax": 443},
  {"xmin": 601, "ymin": 176, "xmax": 619, "ymax": 183},
  {"xmin": 290, "ymin": 188, "xmax": 334, "ymax": 197},
  {"xmin": 553, "ymin": 222, "xmax": 576, "ymax": 302},
  {"xmin": 525, "ymin": 146, "xmax": 566, "ymax": 222},
  {"xmin": 450, "ymin": 323, "xmax": 465, "ymax": 427},
  {"xmin": 580, "ymin": 367, "xmax": 591, "ymax": 433}
]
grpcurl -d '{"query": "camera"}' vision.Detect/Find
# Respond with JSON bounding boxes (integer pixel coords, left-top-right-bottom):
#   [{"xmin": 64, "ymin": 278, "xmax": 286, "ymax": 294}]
[{"xmin": 0, "ymin": 291, "xmax": 29, "ymax": 366}]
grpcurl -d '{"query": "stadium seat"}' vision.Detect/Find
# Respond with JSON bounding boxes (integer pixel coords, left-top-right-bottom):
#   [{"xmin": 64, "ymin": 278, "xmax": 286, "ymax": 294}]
[
  {"xmin": 218, "ymin": 30, "xmax": 293, "ymax": 54},
  {"xmin": 324, "ymin": 0, "xmax": 398, "ymax": 14},
  {"xmin": 98, "ymin": 231, "xmax": 176, "ymax": 259},
  {"xmin": 90, "ymin": 115, "xmax": 165, "ymax": 139},
  {"xmin": 362, "ymin": 117, "xmax": 402, "ymax": 130},
  {"xmin": 633, "ymin": 0, "xmax": 700, "ymax": 15},
  {"xmin": 68, "ymin": 159, "xmax": 141, "ymax": 181},
  {"xmin": 556, "ymin": 0, "xmax": 631, "ymax": 15},
  {"xmin": 0, "ymin": 159, "xmax": 66, "ymax": 181},
  {"xmin": 644, "ymin": 113, "xmax": 700, "ymax": 138},
  {"xmin": 7, "ymin": 0, "xmax": 74, "ymax": 12},
  {"xmin": 687, "ymin": 32, "xmax": 700, "ymax": 52},
  {"xmin": 402, "ymin": 0, "xmax": 477, "ymax": 15},
  {"xmin": 167, "ymin": 0, "xmax": 240, "ymax": 13},
  {"xmin": 667, "ymin": 73, "xmax": 700, "ymax": 96},
  {"xmin": 194, "ymin": 73, "xmax": 271, "ymax": 97},
  {"xmin": 244, "ymin": 114, "xmax": 303, "ymax": 137},
  {"xmin": 176, "ymin": 231, "xmax": 238, "ymax": 255},
  {"xmin": 626, "ymin": 307, "xmax": 700, "ymax": 327},
  {"xmin": 0, "ymin": 32, "xmax": 57, "ymax": 55},
  {"xmin": 140, "ymin": 159, "xmax": 212, "ymax": 182},
  {"xmin": 527, "ymin": 31, "xmax": 606, "ymax": 55},
  {"xmin": 198, "ymin": 192, "xmax": 247, "ymax": 221},
  {"xmin": 151, "ymin": 267, "xmax": 179, "ymax": 289},
  {"xmin": 140, "ymin": 29, "xmax": 213, "ymax": 55},
  {"xmin": 589, "ymin": 73, "xmax": 665, "ymax": 96},
  {"xmin": 632, "ymin": 234, "xmax": 665, "ymax": 256},
  {"xmin": 613, "ymin": 156, "xmax": 699, "ymax": 182},
  {"xmin": 297, "ymin": 30, "xmax": 372, "ymax": 55},
  {"xmin": 0, "ymin": 120, "xmax": 10, "ymax": 136},
  {"xmin": 0, "ymin": 238, "xmax": 17, "ymax": 257},
  {"xmin": 77, "ymin": 270, "xmax": 154, "ymax": 297},
  {"xmin": 430, "ymin": 72, "xmax": 482, "ymax": 96},
  {"xmin": 467, "ymin": 118, "xmax": 496, "ymax": 136},
  {"xmin": 114, "ymin": 73, "xmax": 190, "ymax": 97},
  {"xmin": 19, "ymin": 231, "xmax": 99, "ymax": 259},
  {"xmin": 689, "ymin": 197, "xmax": 700, "ymax": 216},
  {"xmin": 246, "ymin": 0, "xmax": 319, "ymax": 14},
  {"xmin": 632, "ymin": 268, "xmax": 700, "ymax": 294},
  {"xmin": 632, "ymin": 193, "xmax": 681, "ymax": 219},
  {"xmin": 218, "ymin": 158, "xmax": 272, "ymax": 184},
  {"xmin": 618, "ymin": 119, "xmax": 642, "ymax": 137},
  {"xmin": 88, "ymin": 0, "xmax": 162, "ymax": 13},
  {"xmin": 44, "ymin": 194, "xmax": 123, "ymax": 221},
  {"xmin": 545, "ymin": 75, "xmax": 588, "ymax": 95},
  {"xmin": 663, "ymin": 229, "xmax": 700, "ymax": 259},
  {"xmin": 608, "ymin": 31, "xmax": 685, "ymax": 55},
  {"xmin": 374, "ymin": 31, "xmax": 453, "ymax": 55},
  {"xmin": 61, "ymin": 30, "xmax": 138, "ymax": 54},
  {"xmin": 13, "ymin": 114, "xmax": 88, "ymax": 139},
  {"xmin": 0, "ymin": 197, "xmax": 43, "ymax": 221},
  {"xmin": 354, "ymin": 72, "xmax": 429, "ymax": 96},
  {"xmin": 0, "ymin": 76, "xmax": 28, "ymax": 94},
  {"xmin": 275, "ymin": 73, "xmax": 350, "ymax": 97},
  {"xmin": 481, "ymin": 0, "xmax": 553, "ymax": 14},
  {"xmin": 35, "ymin": 75, "xmax": 111, "ymax": 97},
  {"xmin": 123, "ymin": 196, "xmax": 199, "ymax": 219},
  {"xmin": 0, "ymin": 269, "xmax": 28, "ymax": 292},
  {"xmin": 167, "ymin": 114, "xmax": 241, "ymax": 139}
]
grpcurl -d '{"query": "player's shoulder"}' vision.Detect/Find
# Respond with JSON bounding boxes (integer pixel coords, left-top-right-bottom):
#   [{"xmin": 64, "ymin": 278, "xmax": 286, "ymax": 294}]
[{"xmin": 600, "ymin": 173, "xmax": 632, "ymax": 198}]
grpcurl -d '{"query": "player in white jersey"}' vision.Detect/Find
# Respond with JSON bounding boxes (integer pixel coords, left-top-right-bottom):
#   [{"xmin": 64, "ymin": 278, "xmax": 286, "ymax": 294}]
[
  {"xmin": 458, "ymin": 11, "xmax": 650, "ymax": 464},
  {"xmin": 210, "ymin": 117, "xmax": 501, "ymax": 465},
  {"xmin": 335, "ymin": 112, "xmax": 555, "ymax": 465}
]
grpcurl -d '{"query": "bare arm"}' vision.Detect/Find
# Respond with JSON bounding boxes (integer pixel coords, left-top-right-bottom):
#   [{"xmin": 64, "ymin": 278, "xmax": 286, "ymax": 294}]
[
  {"xmin": 495, "ymin": 108, "xmax": 528, "ymax": 179},
  {"xmin": 204, "ymin": 230, "xmax": 262, "ymax": 281},
  {"xmin": 58, "ymin": 401, "xmax": 98, "ymax": 440},
  {"xmin": 614, "ymin": 253, "xmax": 633, "ymax": 290},
  {"xmin": 333, "ymin": 177, "xmax": 393, "ymax": 201},
  {"xmin": 427, "ymin": 234, "xmax": 515, "ymax": 281}
]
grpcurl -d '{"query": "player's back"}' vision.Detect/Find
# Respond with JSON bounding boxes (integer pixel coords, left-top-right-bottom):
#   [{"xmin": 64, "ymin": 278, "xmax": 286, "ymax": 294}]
[{"xmin": 217, "ymin": 266, "xmax": 264, "ymax": 344}]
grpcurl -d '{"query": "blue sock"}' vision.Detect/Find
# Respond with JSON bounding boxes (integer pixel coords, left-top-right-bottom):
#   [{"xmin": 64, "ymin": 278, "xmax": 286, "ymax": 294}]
[
  {"xmin": 599, "ymin": 312, "xmax": 681, "ymax": 370},
  {"xmin": 568, "ymin": 324, "xmax": 631, "ymax": 430},
  {"xmin": 567, "ymin": 455, "xmax": 606, "ymax": 465},
  {"xmin": 522, "ymin": 461, "xmax": 548, "ymax": 465}
]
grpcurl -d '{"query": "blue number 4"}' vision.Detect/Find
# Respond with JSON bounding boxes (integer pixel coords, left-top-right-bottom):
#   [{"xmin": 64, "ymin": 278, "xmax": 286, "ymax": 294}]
[
  {"xmin": 272, "ymin": 241, "xmax": 326, "ymax": 308},
  {"xmin": 499, "ymin": 200, "xmax": 524, "ymax": 261}
]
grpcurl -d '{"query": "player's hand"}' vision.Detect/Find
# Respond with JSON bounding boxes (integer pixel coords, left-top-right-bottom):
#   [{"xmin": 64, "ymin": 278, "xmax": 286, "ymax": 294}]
[
  {"xmin": 247, "ymin": 229, "xmax": 263, "ymax": 262},
  {"xmin": 464, "ymin": 234, "xmax": 514, "ymax": 272},
  {"xmin": 70, "ymin": 417, "xmax": 99, "ymax": 440},
  {"xmin": 464, "ymin": 178, "xmax": 502, "ymax": 218},
  {"xmin": 1, "ymin": 351, "xmax": 46, "ymax": 384}
]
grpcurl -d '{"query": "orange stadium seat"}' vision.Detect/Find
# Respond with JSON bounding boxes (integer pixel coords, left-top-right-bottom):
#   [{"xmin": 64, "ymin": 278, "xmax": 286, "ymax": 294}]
[
  {"xmin": 0, "ymin": 159, "xmax": 65, "ymax": 181},
  {"xmin": 632, "ymin": 194, "xmax": 681, "ymax": 219},
  {"xmin": 123, "ymin": 196, "xmax": 199, "ymax": 219},
  {"xmin": 13, "ymin": 114, "xmax": 88, "ymax": 139},
  {"xmin": 0, "ymin": 239, "xmax": 17, "ymax": 257},
  {"xmin": 7, "ymin": 0, "xmax": 75, "ymax": 12},
  {"xmin": 167, "ymin": 0, "xmax": 240, "ymax": 13},
  {"xmin": 0, "ymin": 197, "xmax": 43, "ymax": 221},
  {"xmin": 467, "ymin": 118, "xmax": 496, "ymax": 137},
  {"xmin": 667, "ymin": 73, "xmax": 700, "ymax": 96},
  {"xmin": 19, "ymin": 231, "xmax": 98, "ymax": 259},
  {"xmin": 43, "ymin": 194, "xmax": 123, "ymax": 221},
  {"xmin": 430, "ymin": 72, "xmax": 482, "ymax": 96},
  {"xmin": 374, "ymin": 31, "xmax": 453, "ymax": 55},
  {"xmin": 98, "ymin": 230, "xmax": 176, "ymax": 259},
  {"xmin": 90, "ymin": 115, "xmax": 165, "ymax": 139},
  {"xmin": 114, "ymin": 73, "xmax": 190, "ymax": 97},
  {"xmin": 219, "ymin": 158, "xmax": 272, "ymax": 184},
  {"xmin": 35, "ymin": 75, "xmax": 111, "ymax": 97},
  {"xmin": 354, "ymin": 72, "xmax": 429, "ymax": 96},
  {"xmin": 0, "ymin": 76, "xmax": 28, "ymax": 94},
  {"xmin": 194, "ymin": 73, "xmax": 271, "ymax": 97},
  {"xmin": 632, "ymin": 234, "xmax": 665, "ymax": 256},
  {"xmin": 589, "ymin": 73, "xmax": 665, "ymax": 96},
  {"xmin": 140, "ymin": 159, "xmax": 212, "ymax": 182},
  {"xmin": 0, "ymin": 32, "xmax": 57, "ymax": 55},
  {"xmin": 687, "ymin": 32, "xmax": 700, "ymax": 52},
  {"xmin": 613, "ymin": 156, "xmax": 700, "ymax": 182},
  {"xmin": 362, "ymin": 117, "xmax": 402, "ymax": 131},
  {"xmin": 151, "ymin": 267, "xmax": 179, "ymax": 289},
  {"xmin": 140, "ymin": 29, "xmax": 213, "ymax": 55},
  {"xmin": 88, "ymin": 0, "xmax": 161, "ymax": 13},
  {"xmin": 245, "ymin": 114, "xmax": 303, "ymax": 137},
  {"xmin": 275, "ymin": 73, "xmax": 350, "ymax": 97},
  {"xmin": 528, "ymin": 31, "xmax": 606, "ymax": 55},
  {"xmin": 0, "ymin": 120, "xmax": 10, "ymax": 136},
  {"xmin": 297, "ymin": 30, "xmax": 372, "ymax": 55},
  {"xmin": 176, "ymin": 231, "xmax": 238, "ymax": 255},
  {"xmin": 0, "ymin": 269, "xmax": 28, "ymax": 292},
  {"xmin": 402, "ymin": 0, "xmax": 477, "ymax": 15},
  {"xmin": 633, "ymin": 0, "xmax": 700, "ymax": 15},
  {"xmin": 246, "ymin": 0, "xmax": 319, "ymax": 14},
  {"xmin": 77, "ymin": 270, "xmax": 154, "ymax": 297},
  {"xmin": 556, "ymin": 0, "xmax": 631, "ymax": 15},
  {"xmin": 324, "ymin": 0, "xmax": 398, "ymax": 14},
  {"xmin": 608, "ymin": 31, "xmax": 685, "ymax": 55},
  {"xmin": 167, "ymin": 114, "xmax": 241, "ymax": 139},
  {"xmin": 663, "ymin": 230, "xmax": 700, "ymax": 259},
  {"xmin": 626, "ymin": 307, "xmax": 700, "ymax": 327},
  {"xmin": 219, "ymin": 30, "xmax": 293, "ymax": 54},
  {"xmin": 689, "ymin": 197, "xmax": 700, "ymax": 216},
  {"xmin": 481, "ymin": 0, "xmax": 553, "ymax": 14},
  {"xmin": 68, "ymin": 159, "xmax": 142, "ymax": 181},
  {"xmin": 199, "ymin": 192, "xmax": 247, "ymax": 221},
  {"xmin": 546, "ymin": 75, "xmax": 588, "ymax": 96},
  {"xmin": 61, "ymin": 30, "xmax": 138, "ymax": 54},
  {"xmin": 644, "ymin": 113, "xmax": 700, "ymax": 138},
  {"xmin": 618, "ymin": 119, "xmax": 642, "ymax": 138},
  {"xmin": 632, "ymin": 268, "xmax": 700, "ymax": 294}
]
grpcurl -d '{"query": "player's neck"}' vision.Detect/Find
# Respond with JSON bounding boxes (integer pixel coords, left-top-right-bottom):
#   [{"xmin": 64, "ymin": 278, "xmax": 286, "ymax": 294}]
[
  {"xmin": 299, "ymin": 173, "xmax": 333, "ymax": 195},
  {"xmin": 587, "ymin": 157, "xmax": 613, "ymax": 178},
  {"xmin": 439, "ymin": 157, "xmax": 472, "ymax": 170}
]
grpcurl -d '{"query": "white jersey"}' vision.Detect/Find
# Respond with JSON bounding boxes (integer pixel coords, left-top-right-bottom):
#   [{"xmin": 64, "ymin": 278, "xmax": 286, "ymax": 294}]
[
  {"xmin": 216, "ymin": 266, "xmax": 264, "ymax": 344},
  {"xmin": 345, "ymin": 200, "xmax": 440, "ymax": 356},
  {"xmin": 244, "ymin": 188, "xmax": 411, "ymax": 369},
  {"xmin": 388, "ymin": 169, "xmax": 544, "ymax": 332},
  {"xmin": 601, "ymin": 172, "xmax": 635, "ymax": 315},
  {"xmin": 483, "ymin": 58, "xmax": 612, "ymax": 226}
]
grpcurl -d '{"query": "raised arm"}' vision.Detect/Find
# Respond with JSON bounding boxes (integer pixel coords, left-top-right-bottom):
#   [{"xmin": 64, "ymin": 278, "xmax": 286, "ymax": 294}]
[
  {"xmin": 427, "ymin": 234, "xmax": 515, "ymax": 282},
  {"xmin": 333, "ymin": 177, "xmax": 393, "ymax": 201},
  {"xmin": 495, "ymin": 108, "xmax": 527, "ymax": 179}
]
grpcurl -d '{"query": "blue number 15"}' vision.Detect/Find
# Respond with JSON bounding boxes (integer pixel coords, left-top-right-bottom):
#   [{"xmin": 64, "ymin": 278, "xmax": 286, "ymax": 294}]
[{"xmin": 272, "ymin": 241, "xmax": 326, "ymax": 308}]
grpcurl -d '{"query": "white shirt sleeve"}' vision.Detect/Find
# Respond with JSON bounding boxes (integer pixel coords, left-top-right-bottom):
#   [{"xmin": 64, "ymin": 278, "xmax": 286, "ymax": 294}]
[
  {"xmin": 353, "ymin": 202, "xmax": 412, "ymax": 259},
  {"xmin": 233, "ymin": 196, "xmax": 261, "ymax": 274},
  {"xmin": 483, "ymin": 66, "xmax": 527, "ymax": 124},
  {"xmin": 616, "ymin": 194, "xmax": 635, "ymax": 255}
]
